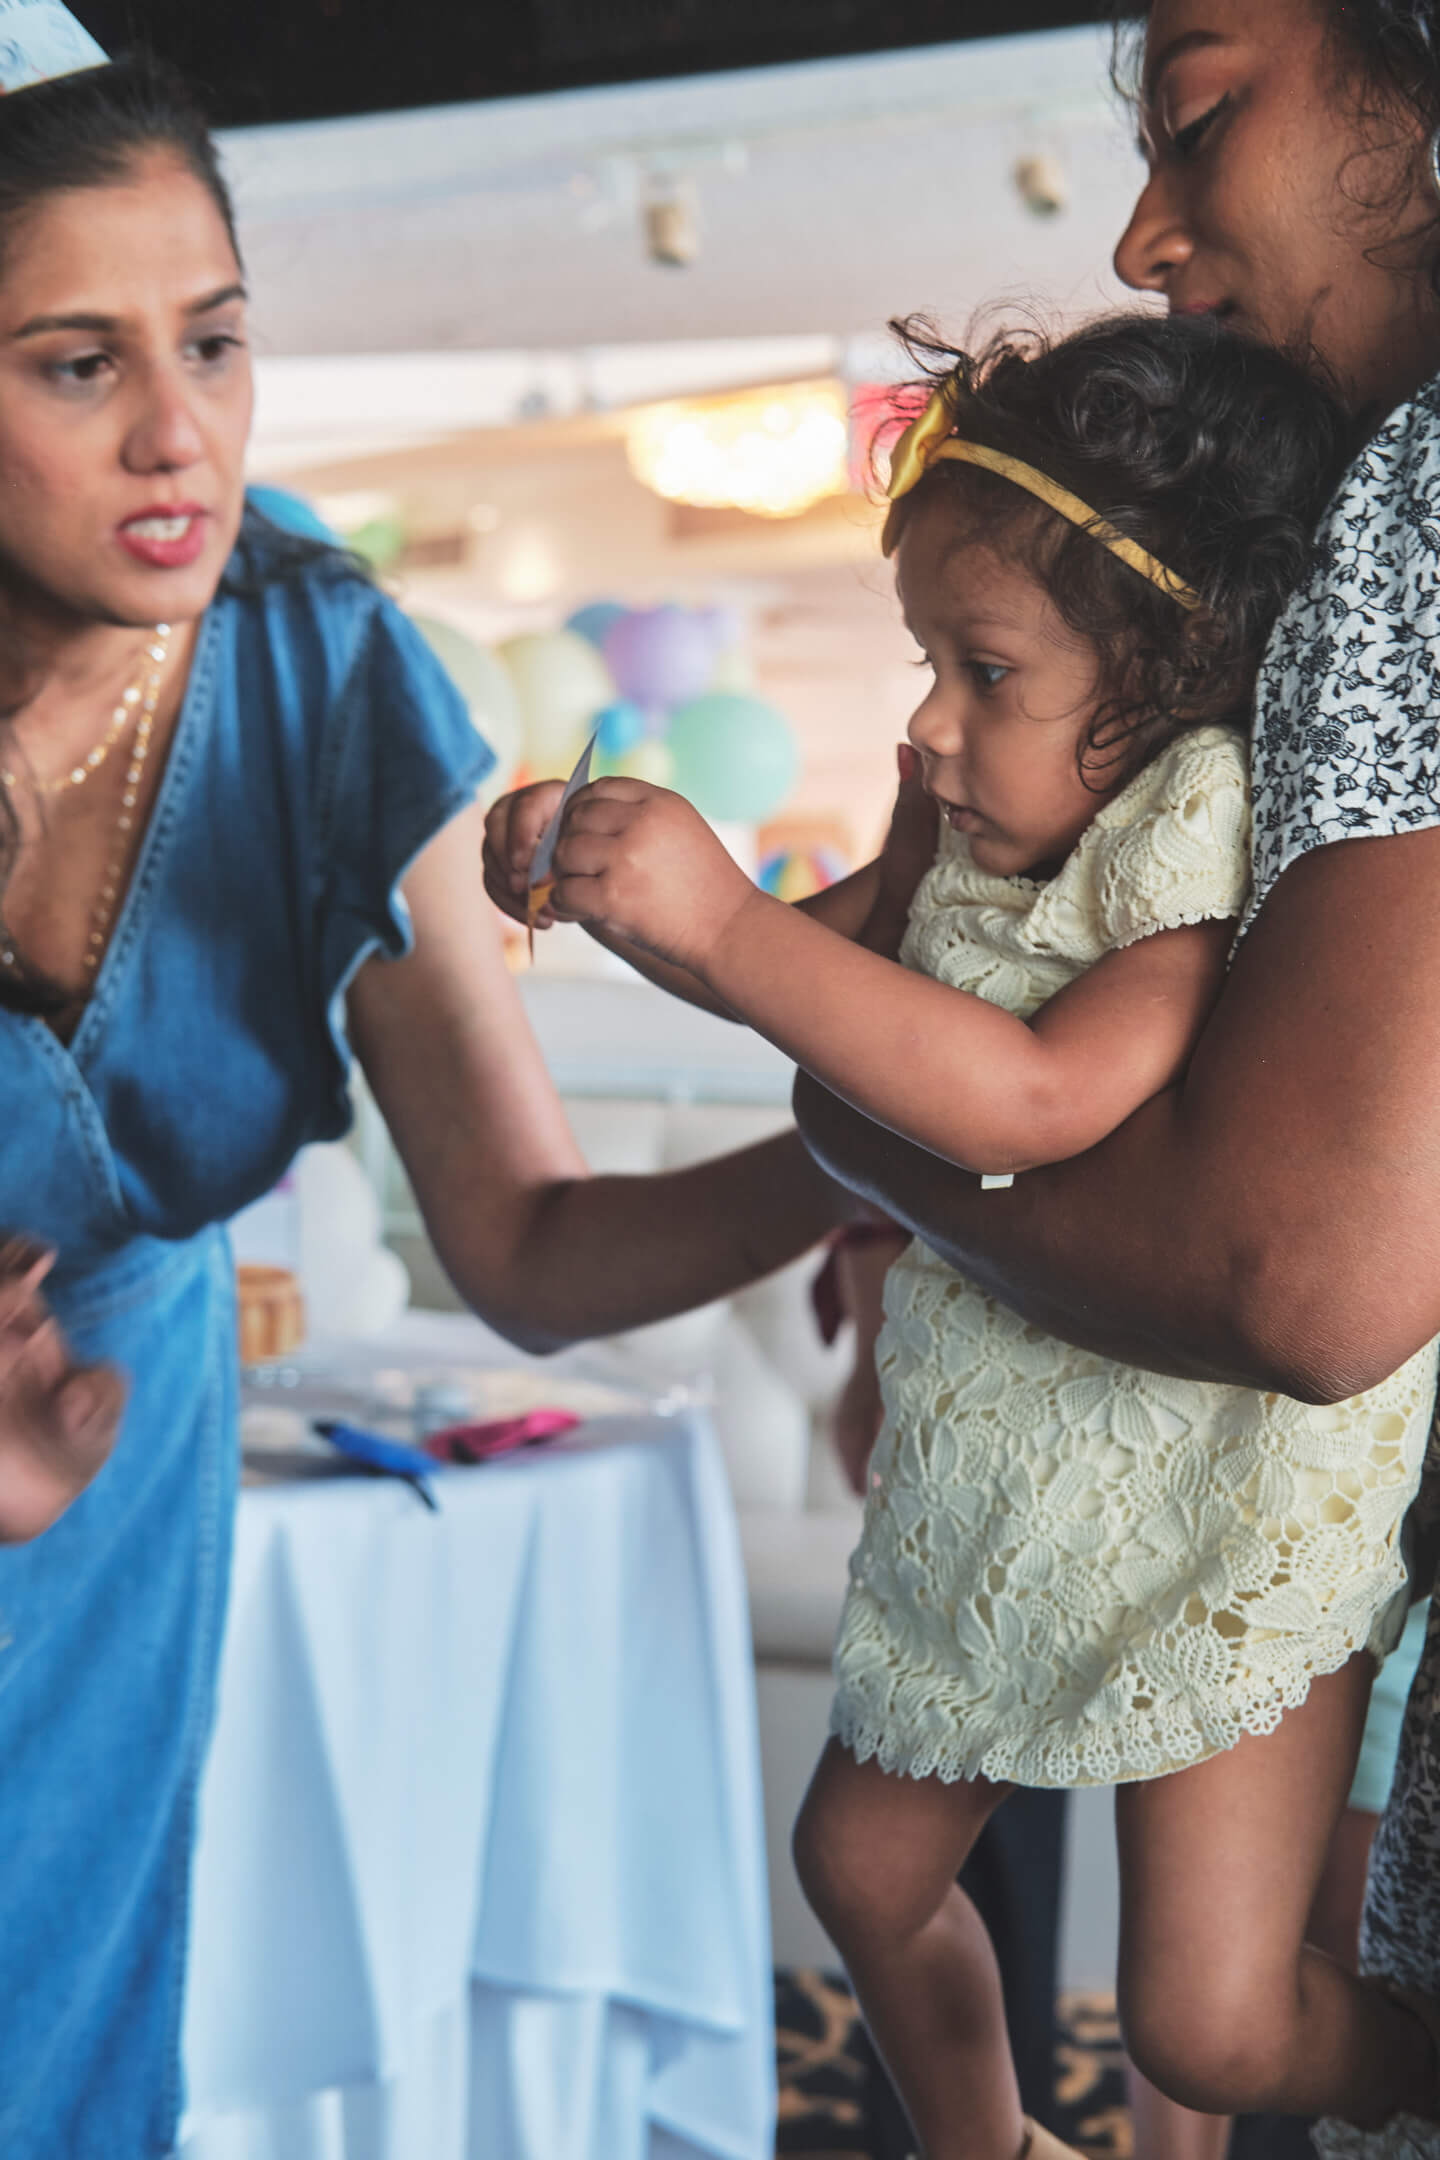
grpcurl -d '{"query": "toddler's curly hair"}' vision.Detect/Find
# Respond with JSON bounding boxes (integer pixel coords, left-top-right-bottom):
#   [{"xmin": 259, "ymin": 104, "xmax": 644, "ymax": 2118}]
[{"xmin": 881, "ymin": 311, "xmax": 1355, "ymax": 783}]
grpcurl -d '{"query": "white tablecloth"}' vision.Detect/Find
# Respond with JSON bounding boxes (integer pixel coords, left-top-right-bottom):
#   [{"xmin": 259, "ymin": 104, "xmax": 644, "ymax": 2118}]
[{"xmin": 178, "ymin": 1394, "xmax": 774, "ymax": 2160}]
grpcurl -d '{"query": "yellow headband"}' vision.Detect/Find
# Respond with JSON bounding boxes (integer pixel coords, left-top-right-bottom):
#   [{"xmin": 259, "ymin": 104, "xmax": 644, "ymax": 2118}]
[{"xmin": 883, "ymin": 382, "xmax": 1202, "ymax": 612}]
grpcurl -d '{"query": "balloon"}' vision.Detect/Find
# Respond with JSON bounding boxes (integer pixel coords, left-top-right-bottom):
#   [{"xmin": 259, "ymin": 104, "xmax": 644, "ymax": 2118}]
[
  {"xmin": 246, "ymin": 484, "xmax": 339, "ymax": 545},
  {"xmin": 566, "ymin": 600, "xmax": 629, "ymax": 650},
  {"xmin": 293, "ymin": 1143, "xmax": 410, "ymax": 1339},
  {"xmin": 594, "ymin": 699, "xmax": 646, "ymax": 758},
  {"xmin": 708, "ymin": 646, "xmax": 754, "ymax": 694},
  {"xmin": 410, "ymin": 615, "xmax": 523, "ymax": 790},
  {"xmin": 499, "ymin": 630, "xmax": 614, "ymax": 776},
  {"xmin": 345, "ymin": 513, "xmax": 407, "ymax": 573},
  {"xmin": 697, "ymin": 603, "xmax": 744, "ymax": 654},
  {"xmin": 667, "ymin": 692, "xmax": 799, "ymax": 823},
  {"xmin": 604, "ymin": 738, "xmax": 675, "ymax": 787},
  {"xmin": 603, "ymin": 605, "xmax": 715, "ymax": 711}
]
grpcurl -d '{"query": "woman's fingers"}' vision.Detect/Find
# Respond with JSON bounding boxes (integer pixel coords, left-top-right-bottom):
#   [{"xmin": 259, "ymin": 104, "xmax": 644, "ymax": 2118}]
[{"xmin": 0, "ymin": 1349, "xmax": 128, "ymax": 1543}]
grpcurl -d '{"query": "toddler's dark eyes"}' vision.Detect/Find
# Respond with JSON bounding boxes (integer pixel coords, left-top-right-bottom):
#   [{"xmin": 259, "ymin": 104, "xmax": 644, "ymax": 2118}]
[{"xmin": 970, "ymin": 661, "xmax": 1009, "ymax": 690}]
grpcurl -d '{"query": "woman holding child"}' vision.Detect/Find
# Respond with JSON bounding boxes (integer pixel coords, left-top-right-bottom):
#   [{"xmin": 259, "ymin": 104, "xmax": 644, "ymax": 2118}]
[
  {"xmin": 492, "ymin": 1, "xmax": 1440, "ymax": 2154},
  {"xmin": 794, "ymin": 2, "xmax": 1440, "ymax": 2151}
]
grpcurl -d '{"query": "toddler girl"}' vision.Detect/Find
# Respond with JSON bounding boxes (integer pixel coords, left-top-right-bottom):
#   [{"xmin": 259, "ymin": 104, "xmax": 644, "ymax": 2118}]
[{"xmin": 487, "ymin": 314, "xmax": 1440, "ymax": 2156}]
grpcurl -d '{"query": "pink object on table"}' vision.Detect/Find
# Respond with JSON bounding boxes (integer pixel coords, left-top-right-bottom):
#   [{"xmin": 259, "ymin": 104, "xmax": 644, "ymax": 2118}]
[{"xmin": 421, "ymin": 1410, "xmax": 581, "ymax": 1464}]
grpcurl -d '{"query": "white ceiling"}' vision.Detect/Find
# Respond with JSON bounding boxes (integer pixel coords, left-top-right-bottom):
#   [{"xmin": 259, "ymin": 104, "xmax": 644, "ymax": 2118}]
[{"xmin": 233, "ymin": 22, "xmax": 1147, "ymax": 459}]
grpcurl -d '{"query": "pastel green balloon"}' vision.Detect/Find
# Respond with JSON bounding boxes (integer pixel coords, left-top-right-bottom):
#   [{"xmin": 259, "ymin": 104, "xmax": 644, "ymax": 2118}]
[
  {"xmin": 345, "ymin": 513, "xmax": 407, "ymax": 572},
  {"xmin": 667, "ymin": 692, "xmax": 798, "ymax": 823}
]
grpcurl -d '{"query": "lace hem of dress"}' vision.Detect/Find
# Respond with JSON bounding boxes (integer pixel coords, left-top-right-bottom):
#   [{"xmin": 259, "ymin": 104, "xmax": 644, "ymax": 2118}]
[
  {"xmin": 1312, "ymin": 2114, "xmax": 1439, "ymax": 2157},
  {"xmin": 829, "ymin": 1617, "xmax": 1387, "ymax": 1790}
]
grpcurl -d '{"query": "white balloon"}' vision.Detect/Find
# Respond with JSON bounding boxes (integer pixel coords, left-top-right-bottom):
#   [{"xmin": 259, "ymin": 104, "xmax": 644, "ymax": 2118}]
[
  {"xmin": 347, "ymin": 1246, "xmax": 411, "ymax": 1338},
  {"xmin": 499, "ymin": 629, "xmax": 615, "ymax": 775},
  {"xmin": 410, "ymin": 614, "xmax": 523, "ymax": 791},
  {"xmin": 293, "ymin": 1144, "xmax": 409, "ymax": 1339},
  {"xmin": 708, "ymin": 646, "xmax": 754, "ymax": 694}
]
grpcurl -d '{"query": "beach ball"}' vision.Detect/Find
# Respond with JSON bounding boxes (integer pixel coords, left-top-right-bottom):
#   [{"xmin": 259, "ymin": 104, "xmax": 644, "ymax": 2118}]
[
  {"xmin": 668, "ymin": 691, "xmax": 799, "ymax": 823},
  {"xmin": 758, "ymin": 847, "xmax": 845, "ymax": 904}
]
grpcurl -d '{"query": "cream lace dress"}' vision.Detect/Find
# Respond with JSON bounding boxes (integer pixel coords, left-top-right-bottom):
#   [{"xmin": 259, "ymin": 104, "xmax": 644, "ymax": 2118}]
[{"xmin": 830, "ymin": 725, "xmax": 1438, "ymax": 1790}]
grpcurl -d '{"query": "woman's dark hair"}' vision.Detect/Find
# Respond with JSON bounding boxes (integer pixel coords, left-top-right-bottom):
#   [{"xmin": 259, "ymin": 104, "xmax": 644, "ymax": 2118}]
[
  {"xmin": 881, "ymin": 311, "xmax": 1354, "ymax": 785},
  {"xmin": 0, "ymin": 52, "xmax": 240, "ymax": 274},
  {"xmin": 0, "ymin": 55, "xmax": 363, "ymax": 1017}
]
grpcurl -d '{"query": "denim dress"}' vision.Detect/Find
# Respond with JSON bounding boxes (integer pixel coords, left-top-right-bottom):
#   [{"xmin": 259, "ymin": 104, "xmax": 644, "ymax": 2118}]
[{"xmin": 0, "ymin": 522, "xmax": 492, "ymax": 2158}]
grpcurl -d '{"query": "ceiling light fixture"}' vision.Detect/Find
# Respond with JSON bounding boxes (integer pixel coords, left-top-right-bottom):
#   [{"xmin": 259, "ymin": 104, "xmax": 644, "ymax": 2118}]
[{"xmin": 625, "ymin": 379, "xmax": 850, "ymax": 520}]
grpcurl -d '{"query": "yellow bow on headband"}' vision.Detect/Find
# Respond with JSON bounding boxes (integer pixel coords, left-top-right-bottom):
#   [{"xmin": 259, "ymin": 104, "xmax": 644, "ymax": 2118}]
[{"xmin": 884, "ymin": 381, "xmax": 1202, "ymax": 613}]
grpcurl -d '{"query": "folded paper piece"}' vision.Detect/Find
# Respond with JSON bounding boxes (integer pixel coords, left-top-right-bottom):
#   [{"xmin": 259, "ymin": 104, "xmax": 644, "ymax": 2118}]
[
  {"xmin": 528, "ymin": 730, "xmax": 597, "ymax": 953},
  {"xmin": 0, "ymin": 1, "xmax": 108, "ymax": 92}
]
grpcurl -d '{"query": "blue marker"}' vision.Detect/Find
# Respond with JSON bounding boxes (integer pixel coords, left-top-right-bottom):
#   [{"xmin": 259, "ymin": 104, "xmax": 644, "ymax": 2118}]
[{"xmin": 313, "ymin": 1420, "xmax": 440, "ymax": 1511}]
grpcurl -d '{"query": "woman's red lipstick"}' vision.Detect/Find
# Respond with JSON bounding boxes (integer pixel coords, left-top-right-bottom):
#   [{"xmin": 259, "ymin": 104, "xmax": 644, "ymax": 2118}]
[{"xmin": 117, "ymin": 505, "xmax": 208, "ymax": 569}]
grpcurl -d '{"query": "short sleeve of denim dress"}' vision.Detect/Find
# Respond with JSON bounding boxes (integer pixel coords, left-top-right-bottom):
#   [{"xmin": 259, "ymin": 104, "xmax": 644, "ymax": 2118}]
[{"xmin": 0, "ymin": 520, "xmax": 493, "ymax": 2160}]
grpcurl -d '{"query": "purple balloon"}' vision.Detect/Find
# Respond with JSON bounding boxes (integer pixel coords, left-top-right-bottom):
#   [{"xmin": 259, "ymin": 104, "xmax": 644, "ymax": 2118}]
[
  {"xmin": 602, "ymin": 605, "xmax": 715, "ymax": 711},
  {"xmin": 697, "ymin": 603, "xmax": 744, "ymax": 655}
]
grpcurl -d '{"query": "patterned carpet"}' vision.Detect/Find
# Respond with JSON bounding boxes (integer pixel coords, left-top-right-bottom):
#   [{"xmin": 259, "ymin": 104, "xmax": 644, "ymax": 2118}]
[{"xmin": 775, "ymin": 1971, "xmax": 1131, "ymax": 2159}]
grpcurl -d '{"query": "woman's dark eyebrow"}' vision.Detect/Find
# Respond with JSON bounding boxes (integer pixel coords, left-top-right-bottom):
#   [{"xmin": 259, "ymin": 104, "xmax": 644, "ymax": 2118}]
[{"xmin": 12, "ymin": 281, "xmax": 248, "ymax": 340}]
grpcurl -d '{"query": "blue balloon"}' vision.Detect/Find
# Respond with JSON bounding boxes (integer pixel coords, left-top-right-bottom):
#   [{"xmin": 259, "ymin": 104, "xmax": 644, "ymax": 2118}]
[
  {"xmin": 566, "ymin": 601, "xmax": 629, "ymax": 650},
  {"xmin": 594, "ymin": 699, "xmax": 646, "ymax": 757},
  {"xmin": 246, "ymin": 485, "xmax": 339, "ymax": 544}
]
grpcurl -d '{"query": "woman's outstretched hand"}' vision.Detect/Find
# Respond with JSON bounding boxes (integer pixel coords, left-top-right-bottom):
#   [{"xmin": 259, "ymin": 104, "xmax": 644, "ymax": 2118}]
[
  {"xmin": 0, "ymin": 1244, "xmax": 127, "ymax": 1543},
  {"xmin": 482, "ymin": 779, "xmax": 565, "ymax": 928}
]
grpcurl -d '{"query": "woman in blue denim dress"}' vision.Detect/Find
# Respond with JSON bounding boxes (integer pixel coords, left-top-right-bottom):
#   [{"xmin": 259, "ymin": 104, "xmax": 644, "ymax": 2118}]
[{"xmin": 0, "ymin": 51, "xmax": 844, "ymax": 2160}]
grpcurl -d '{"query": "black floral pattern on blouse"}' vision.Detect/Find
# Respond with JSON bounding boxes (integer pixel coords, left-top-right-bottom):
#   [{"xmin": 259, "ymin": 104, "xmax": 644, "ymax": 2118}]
[
  {"xmin": 1248, "ymin": 372, "xmax": 1440, "ymax": 933},
  {"xmin": 1261, "ymin": 374, "xmax": 1440, "ymax": 2155}
]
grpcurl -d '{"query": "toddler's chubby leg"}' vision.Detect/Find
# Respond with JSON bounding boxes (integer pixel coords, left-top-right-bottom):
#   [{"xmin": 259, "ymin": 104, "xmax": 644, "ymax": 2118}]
[
  {"xmin": 1116, "ymin": 1652, "xmax": 1435, "ymax": 2131},
  {"xmin": 793, "ymin": 1736, "xmax": 1028, "ymax": 2159}
]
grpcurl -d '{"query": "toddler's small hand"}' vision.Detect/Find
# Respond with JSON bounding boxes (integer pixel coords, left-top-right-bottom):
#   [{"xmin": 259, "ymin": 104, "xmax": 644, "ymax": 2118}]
[
  {"xmin": 863, "ymin": 744, "xmax": 938, "ymax": 955},
  {"xmin": 550, "ymin": 779, "xmax": 754, "ymax": 975},
  {"xmin": 878, "ymin": 743, "xmax": 939, "ymax": 917},
  {"xmin": 482, "ymin": 781, "xmax": 566, "ymax": 927}
]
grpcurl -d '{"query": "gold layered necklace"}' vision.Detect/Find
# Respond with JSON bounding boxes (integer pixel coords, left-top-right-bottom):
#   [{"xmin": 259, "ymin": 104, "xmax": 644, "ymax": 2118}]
[{"xmin": 0, "ymin": 623, "xmax": 172, "ymax": 988}]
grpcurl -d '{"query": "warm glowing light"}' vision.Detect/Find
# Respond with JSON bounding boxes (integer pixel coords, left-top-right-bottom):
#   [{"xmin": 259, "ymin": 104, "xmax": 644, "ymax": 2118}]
[{"xmin": 625, "ymin": 380, "xmax": 850, "ymax": 519}]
